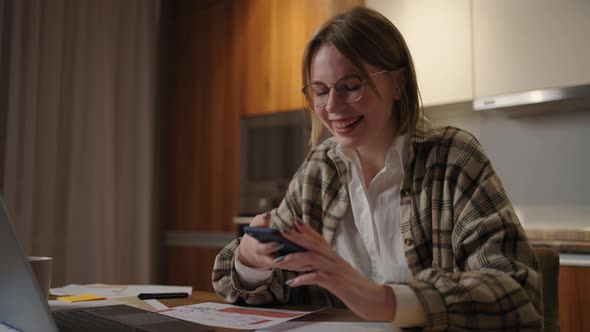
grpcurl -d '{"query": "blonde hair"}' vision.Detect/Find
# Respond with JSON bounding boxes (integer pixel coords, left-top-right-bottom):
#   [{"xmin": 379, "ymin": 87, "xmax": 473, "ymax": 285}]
[{"xmin": 302, "ymin": 7, "xmax": 421, "ymax": 146}]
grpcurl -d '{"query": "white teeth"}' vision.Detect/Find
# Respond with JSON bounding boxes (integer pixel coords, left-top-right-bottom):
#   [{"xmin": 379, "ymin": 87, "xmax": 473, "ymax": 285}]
[{"xmin": 333, "ymin": 116, "xmax": 363, "ymax": 129}]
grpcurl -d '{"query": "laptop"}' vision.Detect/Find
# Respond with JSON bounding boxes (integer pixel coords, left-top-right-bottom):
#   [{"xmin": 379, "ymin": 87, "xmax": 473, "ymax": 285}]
[{"xmin": 0, "ymin": 197, "xmax": 213, "ymax": 331}]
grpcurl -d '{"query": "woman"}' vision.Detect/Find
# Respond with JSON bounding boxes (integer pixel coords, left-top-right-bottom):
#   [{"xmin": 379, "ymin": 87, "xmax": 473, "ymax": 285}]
[{"xmin": 213, "ymin": 7, "xmax": 542, "ymax": 330}]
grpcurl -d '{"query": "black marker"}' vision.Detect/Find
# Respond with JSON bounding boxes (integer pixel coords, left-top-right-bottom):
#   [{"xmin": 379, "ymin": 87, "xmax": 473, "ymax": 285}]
[{"xmin": 137, "ymin": 292, "xmax": 189, "ymax": 300}]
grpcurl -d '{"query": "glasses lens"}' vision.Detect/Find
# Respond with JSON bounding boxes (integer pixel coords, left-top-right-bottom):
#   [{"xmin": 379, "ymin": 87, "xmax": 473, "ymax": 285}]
[
  {"xmin": 302, "ymin": 77, "xmax": 364, "ymax": 108},
  {"xmin": 335, "ymin": 77, "xmax": 363, "ymax": 102},
  {"xmin": 304, "ymin": 83, "xmax": 329, "ymax": 108}
]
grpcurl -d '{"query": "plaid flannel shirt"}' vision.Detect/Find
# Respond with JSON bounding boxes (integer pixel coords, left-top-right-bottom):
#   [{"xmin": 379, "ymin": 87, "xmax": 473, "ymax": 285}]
[{"xmin": 213, "ymin": 120, "xmax": 543, "ymax": 331}]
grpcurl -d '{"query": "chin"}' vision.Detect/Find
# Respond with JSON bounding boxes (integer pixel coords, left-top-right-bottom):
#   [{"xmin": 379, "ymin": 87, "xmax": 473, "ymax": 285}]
[{"xmin": 334, "ymin": 135, "xmax": 361, "ymax": 149}]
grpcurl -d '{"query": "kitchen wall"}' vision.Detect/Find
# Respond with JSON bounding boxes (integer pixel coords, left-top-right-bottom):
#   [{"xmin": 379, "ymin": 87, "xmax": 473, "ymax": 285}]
[
  {"xmin": 425, "ymin": 103, "xmax": 590, "ymax": 229},
  {"xmin": 367, "ymin": 0, "xmax": 590, "ymax": 231}
]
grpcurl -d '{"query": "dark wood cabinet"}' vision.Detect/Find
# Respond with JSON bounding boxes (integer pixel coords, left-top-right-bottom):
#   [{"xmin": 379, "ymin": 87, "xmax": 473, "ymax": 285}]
[
  {"xmin": 161, "ymin": 0, "xmax": 362, "ymax": 292},
  {"xmin": 559, "ymin": 265, "xmax": 590, "ymax": 332},
  {"xmin": 237, "ymin": 0, "xmax": 360, "ymax": 116},
  {"xmin": 160, "ymin": 0, "xmax": 241, "ymax": 292}
]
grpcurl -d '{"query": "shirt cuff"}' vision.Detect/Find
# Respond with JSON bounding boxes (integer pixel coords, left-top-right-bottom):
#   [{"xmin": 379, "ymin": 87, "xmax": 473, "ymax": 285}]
[
  {"xmin": 234, "ymin": 246, "xmax": 273, "ymax": 290},
  {"xmin": 388, "ymin": 284, "xmax": 427, "ymax": 327}
]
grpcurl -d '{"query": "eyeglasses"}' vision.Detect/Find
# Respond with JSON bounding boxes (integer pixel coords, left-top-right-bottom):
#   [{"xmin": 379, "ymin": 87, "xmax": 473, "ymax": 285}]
[{"xmin": 302, "ymin": 70, "xmax": 389, "ymax": 109}]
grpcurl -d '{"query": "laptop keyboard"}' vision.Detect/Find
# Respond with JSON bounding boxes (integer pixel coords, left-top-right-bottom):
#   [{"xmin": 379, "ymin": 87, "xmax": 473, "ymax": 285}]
[{"xmin": 54, "ymin": 309, "xmax": 150, "ymax": 332}]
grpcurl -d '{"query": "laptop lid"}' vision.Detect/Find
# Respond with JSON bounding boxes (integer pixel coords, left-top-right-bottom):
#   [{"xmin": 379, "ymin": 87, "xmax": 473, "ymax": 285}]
[
  {"xmin": 0, "ymin": 198, "xmax": 215, "ymax": 332},
  {"xmin": 0, "ymin": 196, "xmax": 59, "ymax": 331}
]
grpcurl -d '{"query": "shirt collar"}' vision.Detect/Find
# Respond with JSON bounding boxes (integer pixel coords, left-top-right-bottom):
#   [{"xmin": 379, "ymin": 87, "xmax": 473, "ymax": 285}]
[{"xmin": 335, "ymin": 134, "xmax": 408, "ymax": 172}]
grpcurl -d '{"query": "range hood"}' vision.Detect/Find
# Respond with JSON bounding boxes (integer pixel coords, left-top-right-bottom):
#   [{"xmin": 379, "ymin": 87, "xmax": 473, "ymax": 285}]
[{"xmin": 473, "ymin": 83, "xmax": 590, "ymax": 112}]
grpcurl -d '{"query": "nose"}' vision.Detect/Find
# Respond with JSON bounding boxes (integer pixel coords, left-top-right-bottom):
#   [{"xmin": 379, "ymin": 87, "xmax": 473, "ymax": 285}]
[{"xmin": 324, "ymin": 88, "xmax": 346, "ymax": 113}]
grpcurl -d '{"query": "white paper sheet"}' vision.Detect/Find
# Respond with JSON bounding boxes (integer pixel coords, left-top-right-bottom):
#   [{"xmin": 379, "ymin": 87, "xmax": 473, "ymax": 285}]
[
  {"xmin": 257, "ymin": 321, "xmax": 401, "ymax": 332},
  {"xmin": 49, "ymin": 296, "xmax": 168, "ymax": 312},
  {"xmin": 50, "ymin": 284, "xmax": 192, "ymax": 299},
  {"xmin": 159, "ymin": 302, "xmax": 313, "ymax": 330},
  {"xmin": 49, "ymin": 299, "xmax": 121, "ymax": 311},
  {"xmin": 144, "ymin": 299, "xmax": 169, "ymax": 311}
]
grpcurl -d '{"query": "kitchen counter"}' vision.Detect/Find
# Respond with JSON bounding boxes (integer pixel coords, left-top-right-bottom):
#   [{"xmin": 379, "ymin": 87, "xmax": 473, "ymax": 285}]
[
  {"xmin": 525, "ymin": 227, "xmax": 590, "ymax": 267},
  {"xmin": 525, "ymin": 227, "xmax": 590, "ymax": 254}
]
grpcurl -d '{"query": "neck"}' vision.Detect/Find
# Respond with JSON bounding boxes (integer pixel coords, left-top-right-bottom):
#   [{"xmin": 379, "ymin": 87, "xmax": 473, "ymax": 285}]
[{"xmin": 356, "ymin": 123, "xmax": 398, "ymax": 185}]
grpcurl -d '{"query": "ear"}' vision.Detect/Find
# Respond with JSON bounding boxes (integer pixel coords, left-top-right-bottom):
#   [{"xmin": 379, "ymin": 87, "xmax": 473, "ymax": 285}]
[{"xmin": 392, "ymin": 68, "xmax": 408, "ymax": 100}]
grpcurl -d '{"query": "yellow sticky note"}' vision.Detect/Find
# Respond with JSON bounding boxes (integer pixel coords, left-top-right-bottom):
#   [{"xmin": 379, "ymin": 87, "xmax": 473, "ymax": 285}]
[{"xmin": 57, "ymin": 293, "xmax": 106, "ymax": 303}]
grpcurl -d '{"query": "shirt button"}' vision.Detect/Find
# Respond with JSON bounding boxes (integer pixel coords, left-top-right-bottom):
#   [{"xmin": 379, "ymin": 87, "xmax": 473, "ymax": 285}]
[
  {"xmin": 401, "ymin": 190, "xmax": 411, "ymax": 197},
  {"xmin": 404, "ymin": 238, "xmax": 414, "ymax": 246}
]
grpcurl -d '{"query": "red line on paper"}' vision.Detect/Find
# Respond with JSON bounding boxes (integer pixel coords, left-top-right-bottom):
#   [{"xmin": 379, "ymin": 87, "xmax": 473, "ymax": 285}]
[
  {"xmin": 218, "ymin": 307, "xmax": 301, "ymax": 318},
  {"xmin": 249, "ymin": 320, "xmax": 272, "ymax": 325}
]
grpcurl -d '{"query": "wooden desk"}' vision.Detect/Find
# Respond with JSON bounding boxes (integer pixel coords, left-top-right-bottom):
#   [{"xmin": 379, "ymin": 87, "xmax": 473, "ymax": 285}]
[{"xmin": 160, "ymin": 291, "xmax": 375, "ymax": 331}]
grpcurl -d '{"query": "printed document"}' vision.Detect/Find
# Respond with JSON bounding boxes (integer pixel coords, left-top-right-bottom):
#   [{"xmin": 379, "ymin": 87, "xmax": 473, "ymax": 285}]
[
  {"xmin": 257, "ymin": 321, "xmax": 401, "ymax": 332},
  {"xmin": 159, "ymin": 302, "xmax": 313, "ymax": 330}
]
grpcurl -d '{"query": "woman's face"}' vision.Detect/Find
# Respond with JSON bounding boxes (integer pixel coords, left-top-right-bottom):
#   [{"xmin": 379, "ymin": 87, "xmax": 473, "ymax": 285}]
[{"xmin": 309, "ymin": 44, "xmax": 399, "ymax": 151}]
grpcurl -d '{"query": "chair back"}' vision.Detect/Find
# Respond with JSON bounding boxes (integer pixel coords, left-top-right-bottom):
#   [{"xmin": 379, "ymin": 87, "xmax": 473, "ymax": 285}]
[{"xmin": 534, "ymin": 246, "xmax": 560, "ymax": 332}]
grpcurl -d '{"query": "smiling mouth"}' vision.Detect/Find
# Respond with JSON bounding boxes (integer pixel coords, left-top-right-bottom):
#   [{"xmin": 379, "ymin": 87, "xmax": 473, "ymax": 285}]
[{"xmin": 333, "ymin": 116, "xmax": 364, "ymax": 129}]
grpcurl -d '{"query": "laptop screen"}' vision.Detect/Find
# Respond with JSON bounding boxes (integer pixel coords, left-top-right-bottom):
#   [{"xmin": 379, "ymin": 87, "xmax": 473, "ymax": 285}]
[{"xmin": 0, "ymin": 197, "xmax": 59, "ymax": 332}]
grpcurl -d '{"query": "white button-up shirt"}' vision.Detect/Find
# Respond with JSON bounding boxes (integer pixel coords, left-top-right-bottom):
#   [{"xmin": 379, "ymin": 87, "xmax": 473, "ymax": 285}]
[{"xmin": 333, "ymin": 134, "xmax": 414, "ymax": 284}]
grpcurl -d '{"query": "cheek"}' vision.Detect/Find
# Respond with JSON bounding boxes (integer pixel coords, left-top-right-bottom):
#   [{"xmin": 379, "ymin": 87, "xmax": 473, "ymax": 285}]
[
  {"xmin": 361, "ymin": 93, "xmax": 394, "ymax": 117},
  {"xmin": 363, "ymin": 83, "xmax": 396, "ymax": 108},
  {"xmin": 314, "ymin": 108, "xmax": 329, "ymax": 123}
]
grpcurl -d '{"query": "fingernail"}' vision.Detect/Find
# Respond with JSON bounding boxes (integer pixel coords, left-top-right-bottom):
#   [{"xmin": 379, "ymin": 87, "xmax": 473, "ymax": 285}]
[
  {"xmin": 285, "ymin": 278, "xmax": 295, "ymax": 286},
  {"xmin": 295, "ymin": 218, "xmax": 304, "ymax": 225},
  {"xmin": 274, "ymin": 256, "xmax": 285, "ymax": 263},
  {"xmin": 264, "ymin": 212, "xmax": 271, "ymax": 220},
  {"xmin": 273, "ymin": 243, "xmax": 285, "ymax": 251}
]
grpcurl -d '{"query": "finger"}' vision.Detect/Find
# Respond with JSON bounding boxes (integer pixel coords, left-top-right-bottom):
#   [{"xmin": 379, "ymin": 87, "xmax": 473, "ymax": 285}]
[
  {"xmin": 262, "ymin": 211, "xmax": 271, "ymax": 227},
  {"xmin": 285, "ymin": 271, "xmax": 327, "ymax": 288},
  {"xmin": 271, "ymin": 254, "xmax": 316, "ymax": 272},
  {"xmin": 282, "ymin": 231, "xmax": 331, "ymax": 258},
  {"xmin": 272, "ymin": 256, "xmax": 316, "ymax": 272},
  {"xmin": 281, "ymin": 225, "xmax": 336, "ymax": 260},
  {"xmin": 278, "ymin": 265, "xmax": 317, "ymax": 272},
  {"xmin": 254, "ymin": 241, "xmax": 283, "ymax": 256},
  {"xmin": 272, "ymin": 251, "xmax": 334, "ymax": 273},
  {"xmin": 249, "ymin": 211, "xmax": 271, "ymax": 227},
  {"xmin": 256, "ymin": 254, "xmax": 280, "ymax": 268},
  {"xmin": 247, "ymin": 242, "xmax": 282, "ymax": 267},
  {"xmin": 293, "ymin": 220, "xmax": 324, "ymax": 241}
]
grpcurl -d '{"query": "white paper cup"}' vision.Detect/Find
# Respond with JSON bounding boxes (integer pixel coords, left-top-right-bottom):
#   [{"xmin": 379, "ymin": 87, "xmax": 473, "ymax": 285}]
[{"xmin": 28, "ymin": 256, "xmax": 53, "ymax": 299}]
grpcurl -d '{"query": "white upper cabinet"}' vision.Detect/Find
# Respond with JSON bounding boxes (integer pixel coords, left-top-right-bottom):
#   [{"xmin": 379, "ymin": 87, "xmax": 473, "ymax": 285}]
[
  {"xmin": 366, "ymin": 0, "xmax": 473, "ymax": 107},
  {"xmin": 473, "ymin": 0, "xmax": 590, "ymax": 98}
]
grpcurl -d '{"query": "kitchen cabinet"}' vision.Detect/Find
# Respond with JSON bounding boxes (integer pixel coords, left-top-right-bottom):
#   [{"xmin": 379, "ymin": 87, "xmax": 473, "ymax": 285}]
[
  {"xmin": 232, "ymin": 0, "xmax": 272, "ymax": 117},
  {"xmin": 369, "ymin": 0, "xmax": 590, "ymax": 107},
  {"xmin": 238, "ymin": 0, "xmax": 362, "ymax": 116},
  {"xmin": 162, "ymin": 0, "xmax": 241, "ymax": 291},
  {"xmin": 268, "ymin": 1, "xmax": 331, "ymax": 113},
  {"xmin": 366, "ymin": 0, "xmax": 473, "ymax": 107},
  {"xmin": 472, "ymin": 0, "xmax": 590, "ymax": 98},
  {"xmin": 162, "ymin": 0, "xmax": 362, "ymax": 291},
  {"xmin": 559, "ymin": 265, "xmax": 590, "ymax": 332}
]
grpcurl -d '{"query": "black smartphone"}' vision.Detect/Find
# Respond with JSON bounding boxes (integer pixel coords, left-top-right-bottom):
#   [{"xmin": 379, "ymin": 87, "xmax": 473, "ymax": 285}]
[{"xmin": 243, "ymin": 226, "xmax": 307, "ymax": 256}]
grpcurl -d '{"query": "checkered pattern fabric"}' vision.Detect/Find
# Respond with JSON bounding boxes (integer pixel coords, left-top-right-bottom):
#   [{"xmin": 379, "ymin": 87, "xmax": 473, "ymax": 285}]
[{"xmin": 212, "ymin": 119, "xmax": 543, "ymax": 331}]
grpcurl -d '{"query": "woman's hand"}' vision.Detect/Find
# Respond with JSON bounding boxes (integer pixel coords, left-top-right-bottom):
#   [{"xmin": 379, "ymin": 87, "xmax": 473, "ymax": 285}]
[
  {"xmin": 273, "ymin": 221, "xmax": 397, "ymax": 321},
  {"xmin": 237, "ymin": 212, "xmax": 281, "ymax": 269}
]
